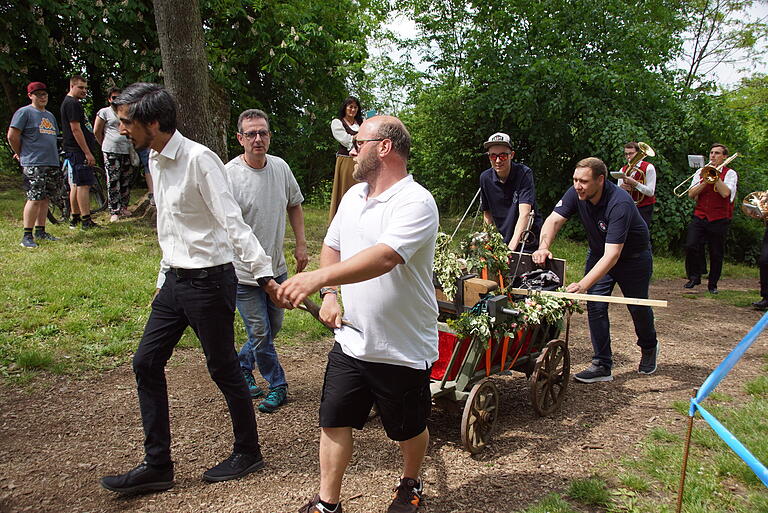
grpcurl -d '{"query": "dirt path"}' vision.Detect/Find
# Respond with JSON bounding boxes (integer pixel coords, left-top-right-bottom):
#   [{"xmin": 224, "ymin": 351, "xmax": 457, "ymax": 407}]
[{"xmin": 1, "ymin": 279, "xmax": 766, "ymax": 513}]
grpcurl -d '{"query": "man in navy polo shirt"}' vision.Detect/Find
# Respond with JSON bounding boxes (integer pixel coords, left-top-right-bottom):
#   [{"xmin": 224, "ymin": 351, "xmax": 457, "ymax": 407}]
[
  {"xmin": 479, "ymin": 132, "xmax": 542, "ymax": 251},
  {"xmin": 532, "ymin": 157, "xmax": 659, "ymax": 383}
]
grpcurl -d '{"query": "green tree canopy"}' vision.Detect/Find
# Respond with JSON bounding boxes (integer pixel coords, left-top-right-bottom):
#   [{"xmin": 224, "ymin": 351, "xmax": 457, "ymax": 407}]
[{"xmin": 393, "ymin": 0, "xmax": 764, "ymax": 256}]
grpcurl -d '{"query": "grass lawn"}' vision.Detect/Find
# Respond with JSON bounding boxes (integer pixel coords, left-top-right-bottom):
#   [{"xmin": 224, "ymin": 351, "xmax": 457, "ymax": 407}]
[{"xmin": 0, "ymin": 186, "xmax": 330, "ymax": 384}]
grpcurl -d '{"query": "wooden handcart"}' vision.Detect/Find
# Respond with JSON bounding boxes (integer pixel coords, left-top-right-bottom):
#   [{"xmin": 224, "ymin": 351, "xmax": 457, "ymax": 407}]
[{"xmin": 431, "ymin": 254, "xmax": 572, "ymax": 454}]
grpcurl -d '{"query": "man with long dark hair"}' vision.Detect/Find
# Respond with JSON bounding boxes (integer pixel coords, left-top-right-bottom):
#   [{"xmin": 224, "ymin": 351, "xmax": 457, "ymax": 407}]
[{"xmin": 100, "ymin": 83, "xmax": 285, "ymax": 494}]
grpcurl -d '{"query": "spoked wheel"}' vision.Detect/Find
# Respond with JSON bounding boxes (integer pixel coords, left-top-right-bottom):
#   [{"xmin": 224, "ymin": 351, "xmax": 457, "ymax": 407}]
[
  {"xmin": 47, "ymin": 195, "xmax": 70, "ymax": 224},
  {"xmin": 530, "ymin": 339, "xmax": 570, "ymax": 416},
  {"xmin": 460, "ymin": 378, "xmax": 500, "ymax": 454},
  {"xmin": 90, "ymin": 168, "xmax": 109, "ymax": 213}
]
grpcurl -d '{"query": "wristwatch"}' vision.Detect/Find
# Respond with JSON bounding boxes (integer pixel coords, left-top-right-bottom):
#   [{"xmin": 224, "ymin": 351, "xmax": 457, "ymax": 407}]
[
  {"xmin": 256, "ymin": 276, "xmax": 273, "ymax": 288},
  {"xmin": 320, "ymin": 287, "xmax": 338, "ymax": 298}
]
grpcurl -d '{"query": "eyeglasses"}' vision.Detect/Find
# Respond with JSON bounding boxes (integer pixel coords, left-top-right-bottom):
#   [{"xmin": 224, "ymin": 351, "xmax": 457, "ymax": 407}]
[
  {"xmin": 488, "ymin": 152, "xmax": 511, "ymax": 162},
  {"xmin": 624, "ymin": 151, "xmax": 636, "ymax": 157},
  {"xmin": 352, "ymin": 137, "xmax": 384, "ymax": 152},
  {"xmin": 239, "ymin": 130, "xmax": 270, "ymax": 140}
]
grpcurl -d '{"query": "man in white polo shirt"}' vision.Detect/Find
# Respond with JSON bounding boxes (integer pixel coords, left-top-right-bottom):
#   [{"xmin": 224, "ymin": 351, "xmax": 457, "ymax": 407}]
[{"xmin": 278, "ymin": 115, "xmax": 439, "ymax": 513}]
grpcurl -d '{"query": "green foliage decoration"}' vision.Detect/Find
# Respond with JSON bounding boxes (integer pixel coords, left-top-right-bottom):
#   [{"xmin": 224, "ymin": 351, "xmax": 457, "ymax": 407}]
[{"xmin": 459, "ymin": 225, "xmax": 510, "ymax": 280}]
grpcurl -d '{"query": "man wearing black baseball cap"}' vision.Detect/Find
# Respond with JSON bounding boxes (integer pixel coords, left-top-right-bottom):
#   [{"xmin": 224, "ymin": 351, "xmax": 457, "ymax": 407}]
[{"xmin": 7, "ymin": 82, "xmax": 60, "ymax": 247}]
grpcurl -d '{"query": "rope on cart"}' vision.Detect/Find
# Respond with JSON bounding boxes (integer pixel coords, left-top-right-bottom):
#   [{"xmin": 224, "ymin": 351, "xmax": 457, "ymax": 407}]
[{"xmin": 449, "ymin": 187, "xmax": 483, "ymax": 241}]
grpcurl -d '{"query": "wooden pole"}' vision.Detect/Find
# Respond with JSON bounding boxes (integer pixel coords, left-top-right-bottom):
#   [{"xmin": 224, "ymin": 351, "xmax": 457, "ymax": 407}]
[
  {"xmin": 508, "ymin": 288, "xmax": 668, "ymax": 308},
  {"xmin": 676, "ymin": 390, "xmax": 698, "ymax": 513}
]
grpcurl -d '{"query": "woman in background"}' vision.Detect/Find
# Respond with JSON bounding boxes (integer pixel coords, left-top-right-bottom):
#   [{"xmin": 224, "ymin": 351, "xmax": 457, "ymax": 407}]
[
  {"xmin": 94, "ymin": 87, "xmax": 134, "ymax": 222},
  {"xmin": 328, "ymin": 96, "xmax": 363, "ymax": 222}
]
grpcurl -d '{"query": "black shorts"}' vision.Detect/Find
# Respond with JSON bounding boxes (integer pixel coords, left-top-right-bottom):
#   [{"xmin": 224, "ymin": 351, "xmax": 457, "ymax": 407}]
[
  {"xmin": 319, "ymin": 343, "xmax": 432, "ymax": 441},
  {"xmin": 65, "ymin": 150, "xmax": 96, "ymax": 186}
]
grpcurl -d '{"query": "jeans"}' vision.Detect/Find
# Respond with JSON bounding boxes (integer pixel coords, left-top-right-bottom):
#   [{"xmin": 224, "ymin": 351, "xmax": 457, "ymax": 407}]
[
  {"xmin": 685, "ymin": 216, "xmax": 730, "ymax": 288},
  {"xmin": 236, "ymin": 272, "xmax": 288, "ymax": 390},
  {"xmin": 585, "ymin": 249, "xmax": 658, "ymax": 369},
  {"xmin": 133, "ymin": 266, "xmax": 259, "ymax": 466}
]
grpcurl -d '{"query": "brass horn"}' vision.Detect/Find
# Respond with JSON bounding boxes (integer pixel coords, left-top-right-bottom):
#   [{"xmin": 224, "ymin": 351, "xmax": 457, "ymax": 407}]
[
  {"xmin": 622, "ymin": 142, "xmax": 655, "ymax": 205},
  {"xmin": 673, "ymin": 152, "xmax": 740, "ymax": 198},
  {"xmin": 742, "ymin": 191, "xmax": 768, "ymax": 221}
]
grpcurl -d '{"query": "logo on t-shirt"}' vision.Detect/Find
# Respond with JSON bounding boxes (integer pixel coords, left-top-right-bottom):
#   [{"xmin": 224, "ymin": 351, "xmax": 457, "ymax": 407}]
[
  {"xmin": 39, "ymin": 118, "xmax": 56, "ymax": 135},
  {"xmin": 598, "ymin": 220, "xmax": 608, "ymax": 232}
]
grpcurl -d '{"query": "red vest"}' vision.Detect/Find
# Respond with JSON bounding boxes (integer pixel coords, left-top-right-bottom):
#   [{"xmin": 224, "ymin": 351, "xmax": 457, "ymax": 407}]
[
  {"xmin": 621, "ymin": 160, "xmax": 656, "ymax": 207},
  {"xmin": 693, "ymin": 167, "xmax": 734, "ymax": 221}
]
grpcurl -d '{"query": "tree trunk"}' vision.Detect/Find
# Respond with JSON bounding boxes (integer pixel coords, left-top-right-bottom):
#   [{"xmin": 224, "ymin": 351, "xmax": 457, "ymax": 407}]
[{"xmin": 152, "ymin": 0, "xmax": 225, "ymax": 157}]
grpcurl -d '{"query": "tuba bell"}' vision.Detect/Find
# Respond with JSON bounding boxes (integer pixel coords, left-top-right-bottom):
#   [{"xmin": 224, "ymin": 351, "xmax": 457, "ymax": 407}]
[
  {"xmin": 674, "ymin": 152, "xmax": 740, "ymax": 198},
  {"xmin": 742, "ymin": 191, "xmax": 768, "ymax": 221},
  {"xmin": 622, "ymin": 142, "xmax": 655, "ymax": 205}
]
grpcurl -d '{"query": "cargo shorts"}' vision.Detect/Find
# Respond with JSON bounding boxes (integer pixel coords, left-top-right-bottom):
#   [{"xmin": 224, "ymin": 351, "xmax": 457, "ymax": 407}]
[{"xmin": 22, "ymin": 166, "xmax": 61, "ymax": 201}]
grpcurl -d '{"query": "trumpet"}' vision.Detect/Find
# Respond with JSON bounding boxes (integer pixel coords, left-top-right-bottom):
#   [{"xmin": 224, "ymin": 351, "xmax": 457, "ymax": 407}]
[
  {"xmin": 622, "ymin": 142, "xmax": 655, "ymax": 204},
  {"xmin": 742, "ymin": 191, "xmax": 768, "ymax": 221},
  {"xmin": 673, "ymin": 152, "xmax": 740, "ymax": 198}
]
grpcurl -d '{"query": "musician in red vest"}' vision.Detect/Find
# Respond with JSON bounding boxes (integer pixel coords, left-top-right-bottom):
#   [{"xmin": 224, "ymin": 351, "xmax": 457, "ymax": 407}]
[
  {"xmin": 617, "ymin": 142, "xmax": 657, "ymax": 230},
  {"xmin": 684, "ymin": 144, "xmax": 738, "ymax": 294}
]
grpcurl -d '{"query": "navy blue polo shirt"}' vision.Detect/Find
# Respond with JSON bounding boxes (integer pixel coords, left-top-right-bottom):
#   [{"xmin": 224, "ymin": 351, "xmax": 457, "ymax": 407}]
[
  {"xmin": 479, "ymin": 163, "xmax": 543, "ymax": 246},
  {"xmin": 553, "ymin": 180, "xmax": 649, "ymax": 260}
]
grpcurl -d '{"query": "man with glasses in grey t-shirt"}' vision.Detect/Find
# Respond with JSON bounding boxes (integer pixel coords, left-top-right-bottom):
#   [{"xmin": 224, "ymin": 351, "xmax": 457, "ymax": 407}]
[{"xmin": 224, "ymin": 108, "xmax": 308, "ymax": 414}]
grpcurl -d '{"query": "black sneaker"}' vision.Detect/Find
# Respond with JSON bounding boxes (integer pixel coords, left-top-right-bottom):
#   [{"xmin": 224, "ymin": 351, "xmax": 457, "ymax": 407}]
[
  {"xmin": 81, "ymin": 219, "xmax": 101, "ymax": 230},
  {"xmin": 638, "ymin": 342, "xmax": 659, "ymax": 375},
  {"xmin": 100, "ymin": 461, "xmax": 174, "ymax": 494},
  {"xmin": 387, "ymin": 477, "xmax": 423, "ymax": 513},
  {"xmin": 708, "ymin": 286, "xmax": 718, "ymax": 294},
  {"xmin": 753, "ymin": 298, "xmax": 768, "ymax": 310},
  {"xmin": 69, "ymin": 218, "xmax": 79, "ymax": 230},
  {"xmin": 298, "ymin": 495, "xmax": 342, "ymax": 513},
  {"xmin": 35, "ymin": 231, "xmax": 59, "ymax": 241},
  {"xmin": 202, "ymin": 451, "xmax": 264, "ymax": 482},
  {"xmin": 574, "ymin": 363, "xmax": 613, "ymax": 383},
  {"xmin": 684, "ymin": 278, "xmax": 700, "ymax": 289}
]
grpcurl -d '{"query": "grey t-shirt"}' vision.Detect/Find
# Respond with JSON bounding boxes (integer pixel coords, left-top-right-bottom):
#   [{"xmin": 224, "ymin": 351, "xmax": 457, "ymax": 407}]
[
  {"xmin": 97, "ymin": 106, "xmax": 131, "ymax": 154},
  {"xmin": 224, "ymin": 154, "xmax": 304, "ymax": 285},
  {"xmin": 10, "ymin": 105, "xmax": 59, "ymax": 167}
]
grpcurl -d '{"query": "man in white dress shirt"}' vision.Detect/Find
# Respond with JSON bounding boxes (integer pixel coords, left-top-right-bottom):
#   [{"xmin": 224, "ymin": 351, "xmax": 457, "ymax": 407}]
[{"xmin": 100, "ymin": 83, "xmax": 284, "ymax": 494}]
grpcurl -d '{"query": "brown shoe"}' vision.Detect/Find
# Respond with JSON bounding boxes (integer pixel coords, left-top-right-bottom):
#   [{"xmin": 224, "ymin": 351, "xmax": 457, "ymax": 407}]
[
  {"xmin": 298, "ymin": 495, "xmax": 342, "ymax": 513},
  {"xmin": 387, "ymin": 478, "xmax": 423, "ymax": 513}
]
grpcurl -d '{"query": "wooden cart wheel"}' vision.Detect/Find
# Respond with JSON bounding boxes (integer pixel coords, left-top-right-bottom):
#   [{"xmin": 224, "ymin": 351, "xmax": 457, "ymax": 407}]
[
  {"xmin": 530, "ymin": 339, "xmax": 570, "ymax": 416},
  {"xmin": 460, "ymin": 378, "xmax": 500, "ymax": 454}
]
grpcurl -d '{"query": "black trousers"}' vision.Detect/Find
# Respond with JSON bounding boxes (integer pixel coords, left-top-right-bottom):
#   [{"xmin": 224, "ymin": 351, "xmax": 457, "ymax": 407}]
[
  {"xmin": 685, "ymin": 216, "xmax": 730, "ymax": 288},
  {"xmin": 637, "ymin": 204, "xmax": 653, "ymax": 232},
  {"xmin": 760, "ymin": 226, "xmax": 768, "ymax": 299},
  {"xmin": 133, "ymin": 267, "xmax": 259, "ymax": 466}
]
